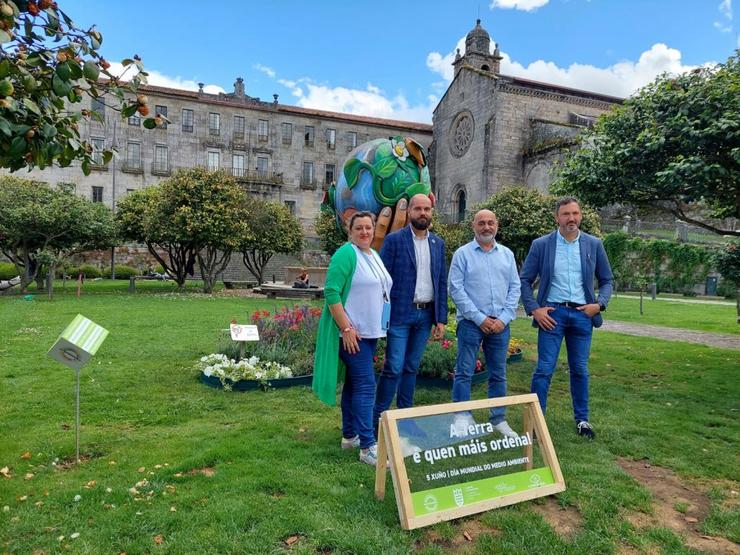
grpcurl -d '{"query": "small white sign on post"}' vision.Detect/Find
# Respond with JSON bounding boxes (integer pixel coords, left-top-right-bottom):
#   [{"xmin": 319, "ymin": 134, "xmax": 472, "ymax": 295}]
[
  {"xmin": 47, "ymin": 314, "xmax": 109, "ymax": 464},
  {"xmin": 229, "ymin": 323, "xmax": 259, "ymax": 342}
]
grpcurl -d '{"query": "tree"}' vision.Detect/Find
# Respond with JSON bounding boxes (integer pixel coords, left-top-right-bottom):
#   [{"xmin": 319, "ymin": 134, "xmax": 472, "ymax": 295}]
[
  {"xmin": 553, "ymin": 52, "xmax": 740, "ymax": 236},
  {"xmin": 435, "ymin": 186, "xmax": 601, "ymax": 265},
  {"xmin": 0, "ymin": 1, "xmax": 158, "ymax": 173},
  {"xmin": 314, "ymin": 208, "xmax": 346, "ymax": 255},
  {"xmin": 714, "ymin": 242, "xmax": 740, "ymax": 323},
  {"xmin": 164, "ymin": 168, "xmax": 250, "ymax": 294},
  {"xmin": 117, "ymin": 169, "xmax": 251, "ymax": 293},
  {"xmin": 0, "ymin": 176, "xmax": 117, "ymax": 292},
  {"xmin": 239, "ymin": 199, "xmax": 303, "ymax": 284}
]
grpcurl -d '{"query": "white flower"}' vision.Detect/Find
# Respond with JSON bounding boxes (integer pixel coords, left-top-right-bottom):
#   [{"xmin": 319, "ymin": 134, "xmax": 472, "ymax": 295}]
[{"xmin": 391, "ymin": 138, "xmax": 408, "ymax": 161}]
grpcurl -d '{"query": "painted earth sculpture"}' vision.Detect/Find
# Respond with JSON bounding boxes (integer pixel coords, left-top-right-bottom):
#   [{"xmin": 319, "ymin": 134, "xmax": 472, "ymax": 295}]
[{"xmin": 322, "ymin": 135, "xmax": 434, "ymax": 250}]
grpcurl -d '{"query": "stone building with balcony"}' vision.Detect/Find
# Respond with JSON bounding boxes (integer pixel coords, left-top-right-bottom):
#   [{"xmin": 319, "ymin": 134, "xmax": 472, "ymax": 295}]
[{"xmin": 14, "ymin": 77, "xmax": 432, "ymax": 238}]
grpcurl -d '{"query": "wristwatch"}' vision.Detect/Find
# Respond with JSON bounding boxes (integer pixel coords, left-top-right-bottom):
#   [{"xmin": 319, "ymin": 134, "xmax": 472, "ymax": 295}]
[{"xmin": 598, "ymin": 302, "xmax": 606, "ymax": 312}]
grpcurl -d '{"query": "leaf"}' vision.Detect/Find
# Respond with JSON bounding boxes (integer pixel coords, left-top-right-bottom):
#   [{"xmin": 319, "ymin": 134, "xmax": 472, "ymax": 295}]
[
  {"xmin": 0, "ymin": 29, "xmax": 10, "ymax": 45},
  {"xmin": 0, "ymin": 119, "xmax": 10, "ymax": 137},
  {"xmin": 52, "ymin": 74, "xmax": 72, "ymax": 97},
  {"xmin": 55, "ymin": 61, "xmax": 72, "ymax": 81},
  {"xmin": 21, "ymin": 451, "xmax": 31, "ymax": 460},
  {"xmin": 8, "ymin": 136, "xmax": 27, "ymax": 157},
  {"xmin": 0, "ymin": 466, "xmax": 11, "ymax": 478},
  {"xmin": 143, "ymin": 118, "xmax": 157, "ymax": 130},
  {"xmin": 374, "ymin": 157, "xmax": 397, "ymax": 178},
  {"xmin": 343, "ymin": 158, "xmax": 362, "ymax": 187},
  {"xmin": 83, "ymin": 60, "xmax": 99, "ymax": 81},
  {"xmin": 153, "ymin": 534, "xmax": 164, "ymax": 545},
  {"xmin": 120, "ymin": 103, "xmax": 138, "ymax": 118},
  {"xmin": 121, "ymin": 58, "xmax": 135, "ymax": 67},
  {"xmin": 23, "ymin": 98, "xmax": 41, "ymax": 116},
  {"xmin": 284, "ymin": 535, "xmax": 300, "ymax": 546}
]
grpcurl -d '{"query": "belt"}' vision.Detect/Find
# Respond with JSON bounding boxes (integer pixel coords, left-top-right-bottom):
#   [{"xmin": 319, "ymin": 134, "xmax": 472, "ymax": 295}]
[
  {"xmin": 553, "ymin": 301, "xmax": 585, "ymax": 309},
  {"xmin": 413, "ymin": 301, "xmax": 433, "ymax": 310}
]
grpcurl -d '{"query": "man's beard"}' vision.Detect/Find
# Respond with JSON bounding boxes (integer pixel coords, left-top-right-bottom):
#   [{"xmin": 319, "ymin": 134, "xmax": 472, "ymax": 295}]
[
  {"xmin": 475, "ymin": 231, "xmax": 495, "ymax": 244},
  {"xmin": 411, "ymin": 217, "xmax": 430, "ymax": 230}
]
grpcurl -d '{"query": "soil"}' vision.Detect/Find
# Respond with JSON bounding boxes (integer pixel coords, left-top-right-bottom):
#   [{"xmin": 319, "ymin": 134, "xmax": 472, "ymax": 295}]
[{"xmin": 618, "ymin": 458, "xmax": 739, "ymax": 554}]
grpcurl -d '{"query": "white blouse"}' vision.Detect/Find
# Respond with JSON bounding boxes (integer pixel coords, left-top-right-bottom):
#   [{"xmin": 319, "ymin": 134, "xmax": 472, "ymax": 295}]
[{"xmin": 344, "ymin": 245, "xmax": 393, "ymax": 339}]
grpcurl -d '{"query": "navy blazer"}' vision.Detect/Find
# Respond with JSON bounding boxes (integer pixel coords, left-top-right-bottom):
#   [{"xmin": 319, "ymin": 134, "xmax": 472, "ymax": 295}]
[
  {"xmin": 520, "ymin": 231, "xmax": 613, "ymax": 328},
  {"xmin": 380, "ymin": 226, "xmax": 448, "ymax": 326}
]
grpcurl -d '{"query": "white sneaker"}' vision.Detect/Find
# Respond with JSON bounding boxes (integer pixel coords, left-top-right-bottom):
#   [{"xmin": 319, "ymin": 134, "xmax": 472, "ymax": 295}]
[
  {"xmin": 340, "ymin": 435, "xmax": 360, "ymax": 449},
  {"xmin": 493, "ymin": 420, "xmax": 519, "ymax": 439},
  {"xmin": 359, "ymin": 445, "xmax": 378, "ymax": 466}
]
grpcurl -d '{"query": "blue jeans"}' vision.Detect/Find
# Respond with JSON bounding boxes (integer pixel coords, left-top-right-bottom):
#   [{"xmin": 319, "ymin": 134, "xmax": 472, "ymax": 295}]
[
  {"xmin": 452, "ymin": 318, "xmax": 510, "ymax": 425},
  {"xmin": 373, "ymin": 307, "xmax": 434, "ymax": 431},
  {"xmin": 339, "ymin": 338, "xmax": 378, "ymax": 449},
  {"xmin": 530, "ymin": 305, "xmax": 593, "ymax": 423}
]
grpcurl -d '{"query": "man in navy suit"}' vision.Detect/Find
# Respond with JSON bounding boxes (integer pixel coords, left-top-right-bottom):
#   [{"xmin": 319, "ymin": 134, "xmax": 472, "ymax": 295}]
[
  {"xmin": 520, "ymin": 197, "xmax": 613, "ymax": 439},
  {"xmin": 373, "ymin": 194, "xmax": 447, "ymax": 434}
]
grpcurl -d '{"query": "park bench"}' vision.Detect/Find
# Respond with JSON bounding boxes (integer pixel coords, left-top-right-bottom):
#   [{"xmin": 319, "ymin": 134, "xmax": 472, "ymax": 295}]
[{"xmin": 255, "ymin": 283, "xmax": 324, "ymax": 300}]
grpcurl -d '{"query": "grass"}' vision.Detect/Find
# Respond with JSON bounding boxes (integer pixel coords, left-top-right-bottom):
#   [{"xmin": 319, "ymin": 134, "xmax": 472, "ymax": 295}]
[
  {"xmin": 1, "ymin": 286, "xmax": 738, "ymax": 554},
  {"xmin": 605, "ymin": 294, "xmax": 739, "ymax": 335}
]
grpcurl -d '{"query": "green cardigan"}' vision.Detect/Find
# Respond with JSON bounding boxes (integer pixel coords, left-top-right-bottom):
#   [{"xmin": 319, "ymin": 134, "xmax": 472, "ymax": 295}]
[{"xmin": 312, "ymin": 242, "xmax": 358, "ymax": 406}]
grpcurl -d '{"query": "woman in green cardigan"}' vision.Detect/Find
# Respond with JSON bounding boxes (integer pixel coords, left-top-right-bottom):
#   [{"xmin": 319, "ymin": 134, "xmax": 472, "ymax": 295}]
[{"xmin": 312, "ymin": 211, "xmax": 393, "ymax": 466}]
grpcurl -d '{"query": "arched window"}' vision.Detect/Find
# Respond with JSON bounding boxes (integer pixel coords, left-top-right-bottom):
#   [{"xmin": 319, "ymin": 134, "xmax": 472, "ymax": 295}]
[
  {"xmin": 456, "ymin": 190, "xmax": 467, "ymax": 223},
  {"xmin": 481, "ymin": 64, "xmax": 490, "ymax": 71}
]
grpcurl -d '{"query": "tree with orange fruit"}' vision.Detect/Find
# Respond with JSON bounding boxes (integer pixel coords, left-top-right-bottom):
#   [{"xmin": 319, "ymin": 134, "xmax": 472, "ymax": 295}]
[{"xmin": 0, "ymin": 1, "xmax": 157, "ymax": 173}]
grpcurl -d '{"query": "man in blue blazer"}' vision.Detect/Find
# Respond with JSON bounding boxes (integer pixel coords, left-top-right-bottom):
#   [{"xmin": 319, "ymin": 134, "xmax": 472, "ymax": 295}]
[
  {"xmin": 373, "ymin": 194, "xmax": 447, "ymax": 434},
  {"xmin": 520, "ymin": 197, "xmax": 613, "ymax": 440}
]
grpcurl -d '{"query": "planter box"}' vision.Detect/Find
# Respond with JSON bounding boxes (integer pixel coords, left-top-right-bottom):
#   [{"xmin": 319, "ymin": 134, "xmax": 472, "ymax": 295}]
[{"xmin": 200, "ymin": 373, "xmax": 312, "ymax": 391}]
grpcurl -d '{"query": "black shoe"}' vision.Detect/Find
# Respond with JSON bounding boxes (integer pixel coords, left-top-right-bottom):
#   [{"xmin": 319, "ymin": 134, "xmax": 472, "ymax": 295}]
[{"xmin": 576, "ymin": 421, "xmax": 595, "ymax": 440}]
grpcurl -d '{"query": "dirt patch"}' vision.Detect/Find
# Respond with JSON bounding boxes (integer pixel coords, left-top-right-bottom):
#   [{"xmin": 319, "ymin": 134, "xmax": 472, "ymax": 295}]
[
  {"xmin": 532, "ymin": 497, "xmax": 584, "ymax": 537},
  {"xmin": 618, "ymin": 458, "xmax": 738, "ymax": 554},
  {"xmin": 419, "ymin": 519, "xmax": 499, "ymax": 553},
  {"xmin": 187, "ymin": 466, "xmax": 216, "ymax": 477}
]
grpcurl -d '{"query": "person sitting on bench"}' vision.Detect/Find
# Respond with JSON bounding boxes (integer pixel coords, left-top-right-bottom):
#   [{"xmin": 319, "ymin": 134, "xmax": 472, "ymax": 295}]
[{"xmin": 293, "ymin": 268, "xmax": 310, "ymax": 289}]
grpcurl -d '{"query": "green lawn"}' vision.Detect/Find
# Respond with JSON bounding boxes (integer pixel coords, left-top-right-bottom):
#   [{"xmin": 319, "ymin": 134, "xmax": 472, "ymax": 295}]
[
  {"xmin": 1, "ymin": 289, "xmax": 738, "ymax": 554},
  {"xmin": 605, "ymin": 294, "xmax": 739, "ymax": 335}
]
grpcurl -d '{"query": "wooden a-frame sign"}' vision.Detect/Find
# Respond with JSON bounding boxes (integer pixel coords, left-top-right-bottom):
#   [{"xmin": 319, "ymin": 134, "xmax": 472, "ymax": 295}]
[{"xmin": 375, "ymin": 393, "xmax": 565, "ymax": 530}]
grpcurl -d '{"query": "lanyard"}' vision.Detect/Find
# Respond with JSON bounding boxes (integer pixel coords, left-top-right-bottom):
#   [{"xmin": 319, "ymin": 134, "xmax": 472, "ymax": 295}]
[{"xmin": 359, "ymin": 250, "xmax": 389, "ymax": 302}]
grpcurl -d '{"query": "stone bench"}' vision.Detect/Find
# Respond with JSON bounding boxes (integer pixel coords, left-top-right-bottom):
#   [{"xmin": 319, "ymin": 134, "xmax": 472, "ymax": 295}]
[{"xmin": 255, "ymin": 283, "xmax": 324, "ymax": 300}]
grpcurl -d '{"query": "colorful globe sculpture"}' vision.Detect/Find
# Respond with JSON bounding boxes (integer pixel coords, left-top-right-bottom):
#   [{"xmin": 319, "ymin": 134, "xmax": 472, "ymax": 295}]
[{"xmin": 324, "ymin": 136, "xmax": 432, "ymax": 229}]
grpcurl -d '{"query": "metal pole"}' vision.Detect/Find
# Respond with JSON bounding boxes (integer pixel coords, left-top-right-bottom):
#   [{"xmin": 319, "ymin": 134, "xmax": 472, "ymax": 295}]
[
  {"xmin": 75, "ymin": 368, "xmax": 81, "ymax": 464},
  {"xmin": 110, "ymin": 117, "xmax": 118, "ymax": 280}
]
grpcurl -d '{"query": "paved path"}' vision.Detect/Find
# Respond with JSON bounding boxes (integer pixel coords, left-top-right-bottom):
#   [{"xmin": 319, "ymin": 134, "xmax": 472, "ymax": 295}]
[
  {"xmin": 600, "ymin": 320, "xmax": 740, "ymax": 350},
  {"xmin": 614, "ymin": 294, "xmax": 735, "ymax": 307}
]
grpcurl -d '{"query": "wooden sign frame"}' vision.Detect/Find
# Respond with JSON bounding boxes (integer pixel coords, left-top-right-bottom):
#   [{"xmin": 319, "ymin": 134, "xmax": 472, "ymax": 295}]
[{"xmin": 375, "ymin": 393, "xmax": 565, "ymax": 530}]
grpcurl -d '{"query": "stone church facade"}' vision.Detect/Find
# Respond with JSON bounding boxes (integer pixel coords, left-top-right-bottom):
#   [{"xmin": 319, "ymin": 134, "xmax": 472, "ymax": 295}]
[{"xmin": 431, "ymin": 20, "xmax": 622, "ymax": 222}]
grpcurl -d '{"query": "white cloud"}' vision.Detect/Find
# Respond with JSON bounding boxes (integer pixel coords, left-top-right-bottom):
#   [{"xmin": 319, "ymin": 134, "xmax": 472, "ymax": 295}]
[
  {"xmin": 291, "ymin": 82, "xmax": 438, "ymax": 123},
  {"xmin": 491, "ymin": 0, "xmax": 549, "ymax": 11},
  {"xmin": 254, "ymin": 64, "xmax": 276, "ymax": 78},
  {"xmin": 426, "ymin": 38, "xmax": 707, "ymax": 98},
  {"xmin": 264, "ymin": 70, "xmax": 437, "ymax": 122},
  {"xmin": 715, "ymin": 0, "xmax": 733, "ymax": 32},
  {"xmin": 106, "ymin": 62, "xmax": 225, "ymax": 94}
]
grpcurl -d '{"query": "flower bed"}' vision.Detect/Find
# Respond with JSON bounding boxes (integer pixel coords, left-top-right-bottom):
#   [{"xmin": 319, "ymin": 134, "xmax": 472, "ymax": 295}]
[{"xmin": 195, "ymin": 305, "xmax": 527, "ymax": 390}]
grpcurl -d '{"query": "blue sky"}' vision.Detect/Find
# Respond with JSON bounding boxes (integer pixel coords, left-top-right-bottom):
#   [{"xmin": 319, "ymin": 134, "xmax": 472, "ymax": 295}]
[{"xmin": 65, "ymin": 0, "xmax": 738, "ymax": 122}]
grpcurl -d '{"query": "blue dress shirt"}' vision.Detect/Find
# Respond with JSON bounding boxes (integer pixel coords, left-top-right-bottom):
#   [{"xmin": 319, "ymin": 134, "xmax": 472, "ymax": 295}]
[
  {"xmin": 448, "ymin": 240, "xmax": 521, "ymax": 326},
  {"xmin": 546, "ymin": 231, "xmax": 587, "ymax": 304}
]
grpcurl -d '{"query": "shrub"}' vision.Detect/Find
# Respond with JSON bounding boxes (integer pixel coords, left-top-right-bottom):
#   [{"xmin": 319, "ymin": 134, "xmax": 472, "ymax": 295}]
[
  {"xmin": 0, "ymin": 262, "xmax": 18, "ymax": 280},
  {"xmin": 70, "ymin": 264, "xmax": 102, "ymax": 278},
  {"xmin": 101, "ymin": 265, "xmax": 141, "ymax": 279}
]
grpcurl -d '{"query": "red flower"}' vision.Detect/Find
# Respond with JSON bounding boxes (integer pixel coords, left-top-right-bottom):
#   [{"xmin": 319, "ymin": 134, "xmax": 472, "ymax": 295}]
[
  {"xmin": 442, "ymin": 339, "xmax": 451, "ymax": 349},
  {"xmin": 251, "ymin": 311, "xmax": 261, "ymax": 322},
  {"xmin": 261, "ymin": 310, "xmax": 270, "ymax": 317},
  {"xmin": 475, "ymin": 359, "xmax": 482, "ymax": 371}
]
